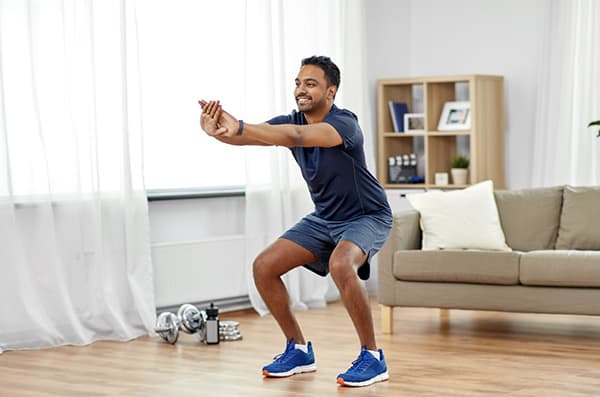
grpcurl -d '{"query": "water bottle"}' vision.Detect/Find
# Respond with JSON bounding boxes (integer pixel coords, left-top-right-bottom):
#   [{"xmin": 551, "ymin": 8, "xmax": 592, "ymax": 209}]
[{"xmin": 205, "ymin": 303, "xmax": 220, "ymax": 344}]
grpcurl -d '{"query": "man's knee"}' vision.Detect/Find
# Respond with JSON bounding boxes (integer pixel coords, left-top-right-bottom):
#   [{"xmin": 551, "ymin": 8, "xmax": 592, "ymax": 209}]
[
  {"xmin": 329, "ymin": 257, "xmax": 355, "ymax": 284},
  {"xmin": 253, "ymin": 251, "xmax": 281, "ymax": 282}
]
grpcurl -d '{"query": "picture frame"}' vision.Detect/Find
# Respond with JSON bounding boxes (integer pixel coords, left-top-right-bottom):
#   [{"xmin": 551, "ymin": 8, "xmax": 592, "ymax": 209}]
[
  {"xmin": 437, "ymin": 101, "xmax": 471, "ymax": 131},
  {"xmin": 434, "ymin": 172, "xmax": 449, "ymax": 186},
  {"xmin": 404, "ymin": 113, "xmax": 425, "ymax": 132}
]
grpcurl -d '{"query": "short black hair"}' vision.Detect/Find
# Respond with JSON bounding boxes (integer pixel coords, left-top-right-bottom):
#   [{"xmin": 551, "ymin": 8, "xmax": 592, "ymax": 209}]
[{"xmin": 301, "ymin": 56, "xmax": 340, "ymax": 90}]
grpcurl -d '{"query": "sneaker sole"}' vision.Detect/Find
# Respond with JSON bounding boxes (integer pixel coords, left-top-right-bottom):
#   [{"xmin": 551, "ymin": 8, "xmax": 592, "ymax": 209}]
[
  {"xmin": 262, "ymin": 363, "xmax": 317, "ymax": 378},
  {"xmin": 336, "ymin": 371, "xmax": 389, "ymax": 387}
]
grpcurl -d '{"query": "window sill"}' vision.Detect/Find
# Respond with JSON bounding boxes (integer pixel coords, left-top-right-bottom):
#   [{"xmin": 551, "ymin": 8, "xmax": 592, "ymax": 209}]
[{"xmin": 146, "ymin": 186, "xmax": 245, "ymax": 201}]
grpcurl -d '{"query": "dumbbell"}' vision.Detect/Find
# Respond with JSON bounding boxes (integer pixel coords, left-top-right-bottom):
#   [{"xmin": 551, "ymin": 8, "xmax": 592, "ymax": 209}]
[
  {"xmin": 155, "ymin": 312, "xmax": 180, "ymax": 344},
  {"xmin": 177, "ymin": 303, "xmax": 207, "ymax": 340},
  {"xmin": 155, "ymin": 304, "xmax": 207, "ymax": 344}
]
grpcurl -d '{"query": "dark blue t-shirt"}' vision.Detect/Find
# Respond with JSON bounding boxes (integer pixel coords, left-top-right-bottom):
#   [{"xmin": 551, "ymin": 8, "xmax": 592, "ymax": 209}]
[{"xmin": 267, "ymin": 105, "xmax": 391, "ymax": 222}]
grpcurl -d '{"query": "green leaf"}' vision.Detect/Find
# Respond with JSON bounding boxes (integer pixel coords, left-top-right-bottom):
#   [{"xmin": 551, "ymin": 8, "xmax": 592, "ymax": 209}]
[
  {"xmin": 451, "ymin": 155, "xmax": 469, "ymax": 168},
  {"xmin": 587, "ymin": 120, "xmax": 600, "ymax": 137}
]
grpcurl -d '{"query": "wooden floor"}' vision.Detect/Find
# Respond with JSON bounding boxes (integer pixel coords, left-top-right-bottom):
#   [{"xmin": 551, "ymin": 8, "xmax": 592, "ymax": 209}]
[{"xmin": 2, "ymin": 298, "xmax": 600, "ymax": 396}]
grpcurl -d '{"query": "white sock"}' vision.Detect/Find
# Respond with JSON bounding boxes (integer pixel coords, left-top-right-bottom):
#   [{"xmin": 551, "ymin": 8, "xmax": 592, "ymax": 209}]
[
  {"xmin": 368, "ymin": 349, "xmax": 380, "ymax": 360},
  {"xmin": 294, "ymin": 343, "xmax": 308, "ymax": 353}
]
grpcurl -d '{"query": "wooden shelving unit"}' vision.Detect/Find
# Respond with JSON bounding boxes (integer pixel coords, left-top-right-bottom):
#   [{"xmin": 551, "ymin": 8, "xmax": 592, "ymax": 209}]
[{"xmin": 377, "ymin": 75, "xmax": 506, "ymax": 190}]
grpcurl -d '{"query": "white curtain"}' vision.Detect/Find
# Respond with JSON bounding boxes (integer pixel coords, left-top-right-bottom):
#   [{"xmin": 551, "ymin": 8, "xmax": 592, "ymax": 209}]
[
  {"xmin": 532, "ymin": 0, "xmax": 600, "ymax": 186},
  {"xmin": 243, "ymin": 0, "xmax": 372, "ymax": 315},
  {"xmin": 0, "ymin": 0, "xmax": 155, "ymax": 352}
]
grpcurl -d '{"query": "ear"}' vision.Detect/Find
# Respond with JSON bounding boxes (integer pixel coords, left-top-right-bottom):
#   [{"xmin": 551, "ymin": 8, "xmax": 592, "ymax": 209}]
[{"xmin": 328, "ymin": 86, "xmax": 337, "ymax": 99}]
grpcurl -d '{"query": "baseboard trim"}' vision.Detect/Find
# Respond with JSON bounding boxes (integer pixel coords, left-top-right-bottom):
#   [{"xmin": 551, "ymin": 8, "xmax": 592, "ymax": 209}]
[{"xmin": 156, "ymin": 295, "xmax": 253, "ymax": 315}]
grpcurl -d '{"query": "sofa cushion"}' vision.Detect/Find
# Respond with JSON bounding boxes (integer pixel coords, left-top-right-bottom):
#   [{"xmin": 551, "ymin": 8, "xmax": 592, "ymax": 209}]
[
  {"xmin": 393, "ymin": 250, "xmax": 520, "ymax": 285},
  {"xmin": 556, "ymin": 186, "xmax": 600, "ymax": 250},
  {"xmin": 494, "ymin": 186, "xmax": 563, "ymax": 251},
  {"xmin": 406, "ymin": 180, "xmax": 511, "ymax": 251},
  {"xmin": 520, "ymin": 250, "xmax": 600, "ymax": 287}
]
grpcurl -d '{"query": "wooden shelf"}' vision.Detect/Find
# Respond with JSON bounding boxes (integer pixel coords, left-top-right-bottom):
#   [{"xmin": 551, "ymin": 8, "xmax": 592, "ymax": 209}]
[
  {"xmin": 382, "ymin": 132, "xmax": 426, "ymax": 138},
  {"xmin": 377, "ymin": 75, "xmax": 506, "ymax": 190}
]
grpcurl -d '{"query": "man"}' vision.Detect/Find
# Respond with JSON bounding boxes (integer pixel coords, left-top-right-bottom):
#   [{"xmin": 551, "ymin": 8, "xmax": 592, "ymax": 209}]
[{"xmin": 199, "ymin": 56, "xmax": 392, "ymax": 387}]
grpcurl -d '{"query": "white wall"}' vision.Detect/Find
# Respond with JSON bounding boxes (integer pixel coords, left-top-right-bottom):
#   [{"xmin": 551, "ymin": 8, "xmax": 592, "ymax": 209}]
[{"xmin": 365, "ymin": 0, "xmax": 549, "ymax": 189}]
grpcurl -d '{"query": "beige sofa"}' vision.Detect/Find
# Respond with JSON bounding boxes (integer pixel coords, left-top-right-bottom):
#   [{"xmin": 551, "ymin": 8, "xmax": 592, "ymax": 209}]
[{"xmin": 378, "ymin": 185, "xmax": 600, "ymax": 334}]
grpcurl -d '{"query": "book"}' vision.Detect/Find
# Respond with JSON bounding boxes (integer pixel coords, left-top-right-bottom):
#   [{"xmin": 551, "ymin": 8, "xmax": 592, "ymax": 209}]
[{"xmin": 388, "ymin": 101, "xmax": 409, "ymax": 132}]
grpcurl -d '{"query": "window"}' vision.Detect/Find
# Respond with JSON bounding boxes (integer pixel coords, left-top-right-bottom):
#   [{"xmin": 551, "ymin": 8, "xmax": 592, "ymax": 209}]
[
  {"xmin": 1, "ymin": 0, "xmax": 347, "ymax": 196},
  {"xmin": 136, "ymin": 0, "xmax": 247, "ymax": 191}
]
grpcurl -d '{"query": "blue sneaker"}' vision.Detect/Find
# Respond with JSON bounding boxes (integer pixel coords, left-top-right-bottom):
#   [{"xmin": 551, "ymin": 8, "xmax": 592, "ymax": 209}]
[
  {"xmin": 262, "ymin": 339, "xmax": 317, "ymax": 377},
  {"xmin": 336, "ymin": 347, "xmax": 389, "ymax": 387}
]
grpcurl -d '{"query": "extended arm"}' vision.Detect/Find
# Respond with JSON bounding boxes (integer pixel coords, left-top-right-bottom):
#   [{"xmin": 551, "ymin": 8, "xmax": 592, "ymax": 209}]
[
  {"xmin": 199, "ymin": 100, "xmax": 268, "ymax": 146},
  {"xmin": 200, "ymin": 100, "xmax": 343, "ymax": 148},
  {"xmin": 239, "ymin": 122, "xmax": 342, "ymax": 148}
]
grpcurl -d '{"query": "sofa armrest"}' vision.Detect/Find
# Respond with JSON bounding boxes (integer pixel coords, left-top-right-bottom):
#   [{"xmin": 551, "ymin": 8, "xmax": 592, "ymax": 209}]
[{"xmin": 377, "ymin": 209, "xmax": 421, "ymax": 305}]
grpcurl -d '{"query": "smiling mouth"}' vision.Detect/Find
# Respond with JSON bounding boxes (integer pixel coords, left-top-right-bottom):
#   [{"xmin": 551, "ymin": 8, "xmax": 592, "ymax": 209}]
[{"xmin": 296, "ymin": 97, "xmax": 311, "ymax": 105}]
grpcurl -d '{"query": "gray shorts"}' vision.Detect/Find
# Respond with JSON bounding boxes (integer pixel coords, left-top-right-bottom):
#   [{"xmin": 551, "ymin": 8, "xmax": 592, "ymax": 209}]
[{"xmin": 281, "ymin": 211, "xmax": 392, "ymax": 280}]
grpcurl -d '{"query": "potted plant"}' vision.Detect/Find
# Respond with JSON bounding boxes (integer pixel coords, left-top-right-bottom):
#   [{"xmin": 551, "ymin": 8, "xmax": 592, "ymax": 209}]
[
  {"xmin": 451, "ymin": 155, "xmax": 470, "ymax": 185},
  {"xmin": 589, "ymin": 120, "xmax": 600, "ymax": 137}
]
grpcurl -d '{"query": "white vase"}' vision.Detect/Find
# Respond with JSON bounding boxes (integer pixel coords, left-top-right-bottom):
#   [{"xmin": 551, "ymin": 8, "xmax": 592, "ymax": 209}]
[{"xmin": 451, "ymin": 168, "xmax": 468, "ymax": 185}]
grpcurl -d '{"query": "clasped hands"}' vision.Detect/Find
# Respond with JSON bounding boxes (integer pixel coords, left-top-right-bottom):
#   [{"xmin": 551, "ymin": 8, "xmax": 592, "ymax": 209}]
[{"xmin": 198, "ymin": 100, "xmax": 240, "ymax": 138}]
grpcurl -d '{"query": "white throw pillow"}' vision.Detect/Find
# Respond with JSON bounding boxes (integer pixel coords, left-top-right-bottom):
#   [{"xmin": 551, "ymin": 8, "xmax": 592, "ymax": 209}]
[{"xmin": 406, "ymin": 180, "xmax": 511, "ymax": 251}]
